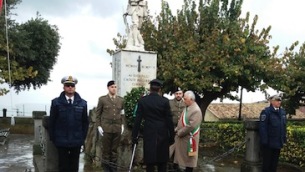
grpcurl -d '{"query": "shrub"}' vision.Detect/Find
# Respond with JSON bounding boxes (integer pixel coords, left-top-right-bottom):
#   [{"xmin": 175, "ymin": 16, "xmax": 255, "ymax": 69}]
[
  {"xmin": 281, "ymin": 126, "xmax": 305, "ymax": 166},
  {"xmin": 123, "ymin": 87, "xmax": 147, "ymax": 128},
  {"xmin": 201, "ymin": 121, "xmax": 305, "ymax": 167},
  {"xmin": 201, "ymin": 122, "xmax": 244, "ymax": 151}
]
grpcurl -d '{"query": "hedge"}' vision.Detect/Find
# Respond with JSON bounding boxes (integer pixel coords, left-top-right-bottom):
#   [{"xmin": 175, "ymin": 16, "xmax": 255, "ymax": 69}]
[
  {"xmin": 201, "ymin": 121, "xmax": 305, "ymax": 167},
  {"xmin": 281, "ymin": 125, "xmax": 305, "ymax": 166}
]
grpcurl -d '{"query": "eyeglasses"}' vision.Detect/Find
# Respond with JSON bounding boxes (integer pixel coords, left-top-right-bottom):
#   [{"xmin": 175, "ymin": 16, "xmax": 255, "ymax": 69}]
[{"xmin": 64, "ymin": 84, "xmax": 75, "ymax": 88}]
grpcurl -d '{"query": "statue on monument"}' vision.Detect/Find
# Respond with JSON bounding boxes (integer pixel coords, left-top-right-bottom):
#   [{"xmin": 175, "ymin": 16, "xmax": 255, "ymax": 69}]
[{"xmin": 123, "ymin": 0, "xmax": 148, "ymax": 51}]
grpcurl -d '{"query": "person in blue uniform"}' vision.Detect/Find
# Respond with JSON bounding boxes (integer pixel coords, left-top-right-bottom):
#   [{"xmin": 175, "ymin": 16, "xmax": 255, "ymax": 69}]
[
  {"xmin": 132, "ymin": 79, "xmax": 175, "ymax": 172},
  {"xmin": 49, "ymin": 76, "xmax": 89, "ymax": 172},
  {"xmin": 259, "ymin": 95, "xmax": 287, "ymax": 172}
]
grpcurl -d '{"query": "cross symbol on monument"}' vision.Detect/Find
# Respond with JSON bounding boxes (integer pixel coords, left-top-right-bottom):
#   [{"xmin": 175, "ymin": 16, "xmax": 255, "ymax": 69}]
[{"xmin": 137, "ymin": 55, "xmax": 142, "ymax": 72}]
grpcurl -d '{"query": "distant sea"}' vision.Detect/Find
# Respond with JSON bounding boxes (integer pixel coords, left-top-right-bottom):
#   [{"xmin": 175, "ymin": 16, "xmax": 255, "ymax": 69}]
[
  {"xmin": 0, "ymin": 103, "xmax": 95, "ymax": 117},
  {"xmin": 0, "ymin": 103, "xmax": 51, "ymax": 117}
]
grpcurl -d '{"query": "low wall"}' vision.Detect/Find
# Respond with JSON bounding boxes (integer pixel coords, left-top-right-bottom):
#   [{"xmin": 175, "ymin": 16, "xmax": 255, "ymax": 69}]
[{"xmin": 0, "ymin": 117, "xmax": 34, "ymax": 134}]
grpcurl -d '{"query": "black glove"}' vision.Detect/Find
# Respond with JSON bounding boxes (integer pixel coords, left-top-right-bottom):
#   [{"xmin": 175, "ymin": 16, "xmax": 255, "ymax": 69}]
[
  {"xmin": 132, "ymin": 137, "xmax": 138, "ymax": 145},
  {"xmin": 131, "ymin": 137, "xmax": 138, "ymax": 150},
  {"xmin": 131, "ymin": 143, "xmax": 136, "ymax": 151}
]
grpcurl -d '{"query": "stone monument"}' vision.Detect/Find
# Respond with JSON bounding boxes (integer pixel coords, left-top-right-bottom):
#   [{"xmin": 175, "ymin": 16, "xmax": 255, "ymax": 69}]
[
  {"xmin": 123, "ymin": 0, "xmax": 148, "ymax": 51},
  {"xmin": 114, "ymin": 0, "xmax": 157, "ymax": 97},
  {"xmin": 112, "ymin": 50, "xmax": 157, "ymax": 96},
  {"xmin": 110, "ymin": 1, "xmax": 156, "ymax": 168}
]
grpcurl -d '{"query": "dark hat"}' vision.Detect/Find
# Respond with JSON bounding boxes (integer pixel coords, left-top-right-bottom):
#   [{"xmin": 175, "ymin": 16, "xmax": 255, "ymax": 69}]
[
  {"xmin": 149, "ymin": 79, "xmax": 163, "ymax": 87},
  {"xmin": 107, "ymin": 80, "xmax": 115, "ymax": 87},
  {"xmin": 174, "ymin": 87, "xmax": 183, "ymax": 92},
  {"xmin": 269, "ymin": 95, "xmax": 282, "ymax": 101},
  {"xmin": 61, "ymin": 76, "xmax": 78, "ymax": 85}
]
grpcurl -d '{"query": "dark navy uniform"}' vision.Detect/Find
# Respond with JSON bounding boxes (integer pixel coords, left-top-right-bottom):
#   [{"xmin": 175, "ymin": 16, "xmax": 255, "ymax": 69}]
[
  {"xmin": 49, "ymin": 76, "xmax": 89, "ymax": 172},
  {"xmin": 49, "ymin": 92, "xmax": 89, "ymax": 147},
  {"xmin": 259, "ymin": 102, "xmax": 287, "ymax": 172}
]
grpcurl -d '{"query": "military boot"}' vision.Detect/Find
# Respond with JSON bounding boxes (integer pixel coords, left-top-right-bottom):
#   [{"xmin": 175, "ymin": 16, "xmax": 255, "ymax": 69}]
[
  {"xmin": 102, "ymin": 162, "xmax": 111, "ymax": 172},
  {"xmin": 173, "ymin": 163, "xmax": 183, "ymax": 172},
  {"xmin": 109, "ymin": 161, "xmax": 117, "ymax": 172}
]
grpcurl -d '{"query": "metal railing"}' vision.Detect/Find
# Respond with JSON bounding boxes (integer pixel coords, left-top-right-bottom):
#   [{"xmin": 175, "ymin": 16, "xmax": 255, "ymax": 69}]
[{"xmin": 205, "ymin": 138, "xmax": 249, "ymax": 163}]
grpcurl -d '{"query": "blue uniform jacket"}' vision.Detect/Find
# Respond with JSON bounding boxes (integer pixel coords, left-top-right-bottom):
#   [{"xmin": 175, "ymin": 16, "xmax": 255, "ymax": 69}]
[
  {"xmin": 49, "ymin": 91, "xmax": 89, "ymax": 147},
  {"xmin": 259, "ymin": 105, "xmax": 287, "ymax": 149}
]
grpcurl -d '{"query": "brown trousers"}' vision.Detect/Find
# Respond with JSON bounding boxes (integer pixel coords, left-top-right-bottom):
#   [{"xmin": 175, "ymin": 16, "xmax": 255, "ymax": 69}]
[{"xmin": 102, "ymin": 132, "xmax": 121, "ymax": 163}]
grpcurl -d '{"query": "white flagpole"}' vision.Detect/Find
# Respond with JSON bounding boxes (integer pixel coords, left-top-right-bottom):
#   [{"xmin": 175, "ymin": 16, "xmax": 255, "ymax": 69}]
[{"xmin": 4, "ymin": 0, "xmax": 15, "ymax": 123}]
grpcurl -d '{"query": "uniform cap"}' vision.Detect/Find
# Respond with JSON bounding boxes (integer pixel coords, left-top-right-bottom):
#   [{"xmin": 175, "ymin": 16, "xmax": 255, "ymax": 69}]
[
  {"xmin": 107, "ymin": 80, "xmax": 115, "ymax": 87},
  {"xmin": 269, "ymin": 95, "xmax": 282, "ymax": 101},
  {"xmin": 61, "ymin": 76, "xmax": 78, "ymax": 85},
  {"xmin": 174, "ymin": 87, "xmax": 183, "ymax": 92},
  {"xmin": 149, "ymin": 79, "xmax": 163, "ymax": 87}
]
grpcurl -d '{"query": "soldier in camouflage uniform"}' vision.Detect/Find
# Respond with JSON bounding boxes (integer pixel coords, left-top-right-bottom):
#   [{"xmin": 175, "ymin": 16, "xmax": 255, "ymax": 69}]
[{"xmin": 96, "ymin": 80, "xmax": 124, "ymax": 172}]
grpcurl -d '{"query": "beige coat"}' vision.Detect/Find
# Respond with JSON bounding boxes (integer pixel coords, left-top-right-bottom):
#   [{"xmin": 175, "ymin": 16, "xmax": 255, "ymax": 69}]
[
  {"xmin": 169, "ymin": 99, "xmax": 186, "ymax": 158},
  {"xmin": 174, "ymin": 102, "xmax": 202, "ymax": 168}
]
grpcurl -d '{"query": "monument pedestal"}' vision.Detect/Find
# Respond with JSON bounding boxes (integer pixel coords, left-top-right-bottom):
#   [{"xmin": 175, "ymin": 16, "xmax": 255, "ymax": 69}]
[
  {"xmin": 112, "ymin": 49, "xmax": 157, "ymax": 166},
  {"xmin": 241, "ymin": 120, "xmax": 262, "ymax": 172},
  {"xmin": 43, "ymin": 116, "xmax": 59, "ymax": 172},
  {"xmin": 112, "ymin": 49, "xmax": 157, "ymax": 97},
  {"xmin": 32, "ymin": 111, "xmax": 46, "ymax": 155}
]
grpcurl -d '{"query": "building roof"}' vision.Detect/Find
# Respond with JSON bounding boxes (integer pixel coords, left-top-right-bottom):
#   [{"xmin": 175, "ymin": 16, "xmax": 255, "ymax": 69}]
[{"xmin": 207, "ymin": 102, "xmax": 305, "ymax": 119}]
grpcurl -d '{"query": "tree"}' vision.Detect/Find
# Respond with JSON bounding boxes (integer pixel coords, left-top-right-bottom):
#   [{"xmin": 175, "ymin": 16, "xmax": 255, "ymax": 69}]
[
  {"xmin": 0, "ymin": 0, "xmax": 60, "ymax": 94},
  {"xmin": 139, "ymin": 0, "xmax": 279, "ymax": 118},
  {"xmin": 267, "ymin": 42, "xmax": 305, "ymax": 116},
  {"xmin": 0, "ymin": 0, "xmax": 35, "ymax": 95},
  {"xmin": 9, "ymin": 13, "xmax": 60, "ymax": 91},
  {"xmin": 106, "ymin": 33, "xmax": 127, "ymax": 56},
  {"xmin": 0, "ymin": 54, "xmax": 37, "ymax": 95}
]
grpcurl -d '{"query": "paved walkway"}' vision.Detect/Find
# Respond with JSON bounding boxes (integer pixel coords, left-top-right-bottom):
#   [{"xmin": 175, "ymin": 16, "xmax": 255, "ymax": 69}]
[
  {"xmin": 0, "ymin": 134, "xmax": 34, "ymax": 172},
  {"xmin": 1, "ymin": 134, "xmax": 303, "ymax": 172},
  {"xmin": 0, "ymin": 134, "xmax": 92, "ymax": 172}
]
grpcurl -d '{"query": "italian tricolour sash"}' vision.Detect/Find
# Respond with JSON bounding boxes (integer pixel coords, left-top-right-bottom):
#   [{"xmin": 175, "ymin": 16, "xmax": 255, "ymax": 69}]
[{"xmin": 182, "ymin": 108, "xmax": 200, "ymax": 156}]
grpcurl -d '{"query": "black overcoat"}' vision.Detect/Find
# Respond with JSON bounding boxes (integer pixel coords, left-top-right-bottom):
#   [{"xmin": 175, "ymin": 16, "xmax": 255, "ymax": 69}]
[{"xmin": 132, "ymin": 92, "xmax": 175, "ymax": 163}]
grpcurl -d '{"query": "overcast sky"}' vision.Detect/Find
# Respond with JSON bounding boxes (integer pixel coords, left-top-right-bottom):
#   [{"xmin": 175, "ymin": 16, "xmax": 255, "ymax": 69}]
[{"xmin": 1, "ymin": 0, "xmax": 305, "ymax": 115}]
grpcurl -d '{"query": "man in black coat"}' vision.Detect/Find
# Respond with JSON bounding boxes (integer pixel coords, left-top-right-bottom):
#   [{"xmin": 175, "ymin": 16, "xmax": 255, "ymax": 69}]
[
  {"xmin": 132, "ymin": 79, "xmax": 175, "ymax": 172},
  {"xmin": 259, "ymin": 95, "xmax": 287, "ymax": 172},
  {"xmin": 49, "ymin": 76, "xmax": 89, "ymax": 172}
]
